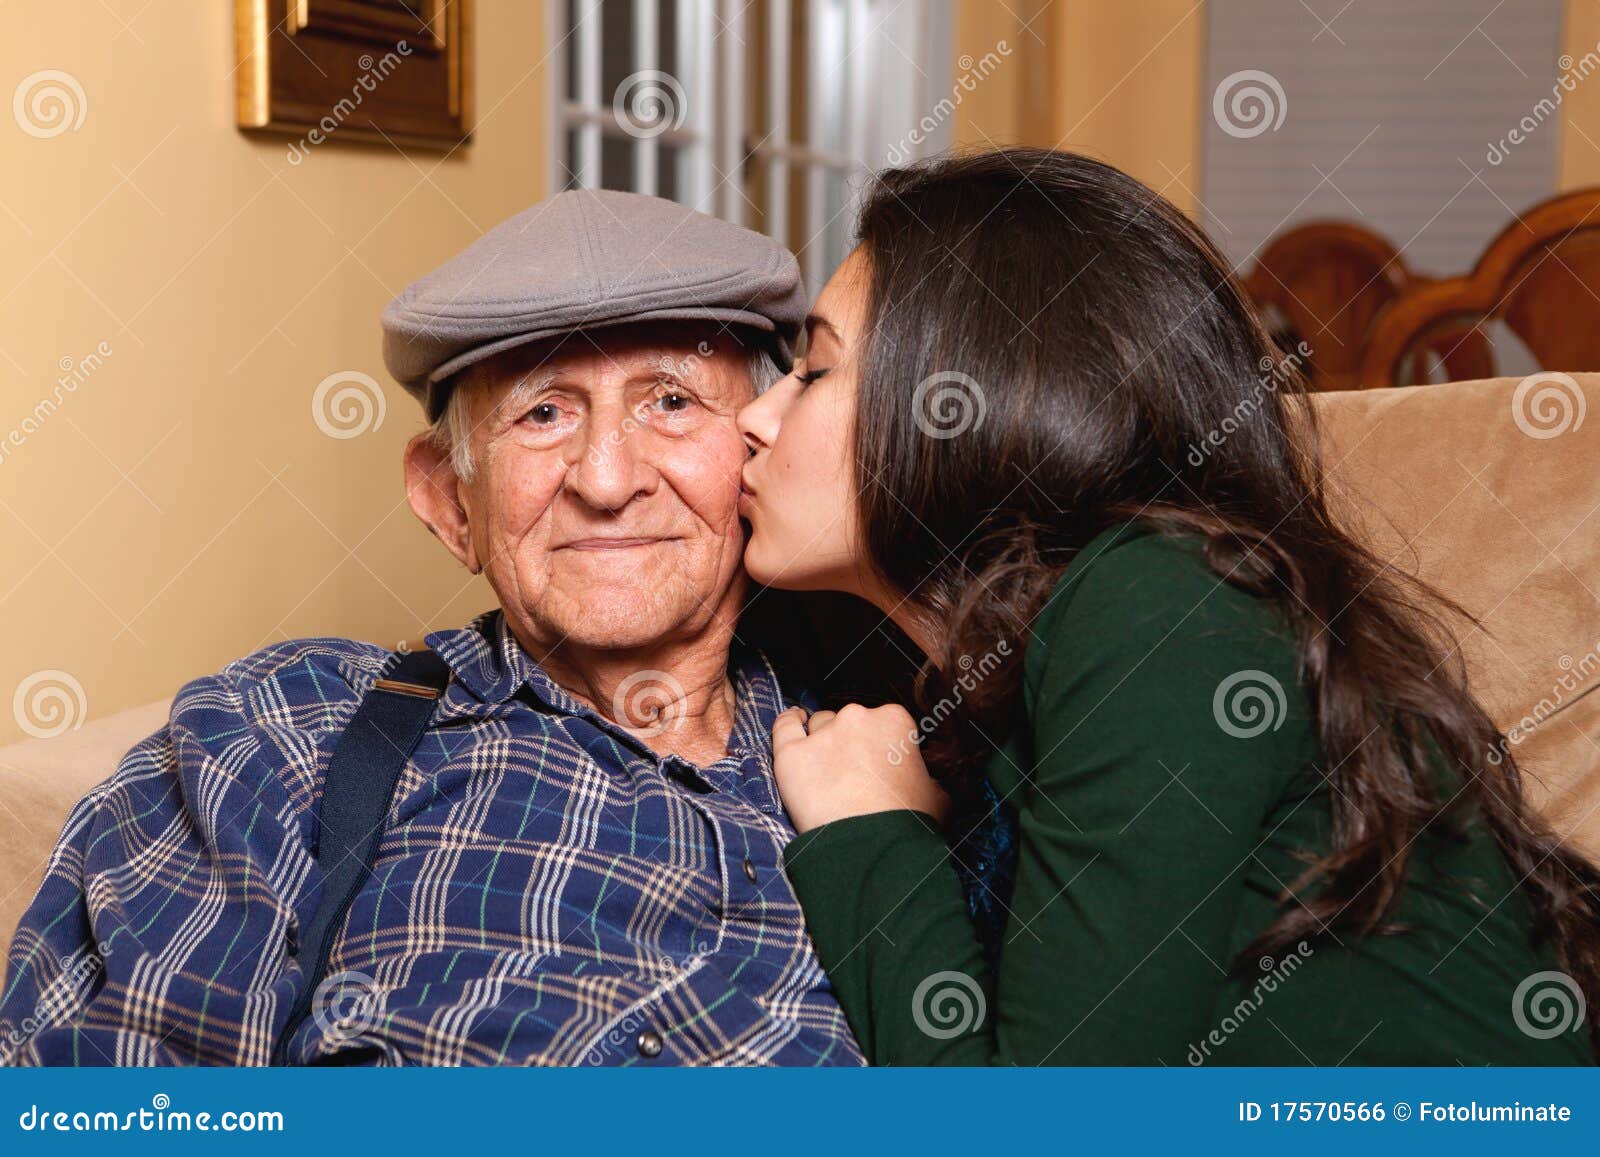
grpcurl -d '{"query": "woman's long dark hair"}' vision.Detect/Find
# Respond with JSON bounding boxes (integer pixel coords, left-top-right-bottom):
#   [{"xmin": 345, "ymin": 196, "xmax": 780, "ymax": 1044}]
[{"xmin": 847, "ymin": 146, "xmax": 1600, "ymax": 1054}]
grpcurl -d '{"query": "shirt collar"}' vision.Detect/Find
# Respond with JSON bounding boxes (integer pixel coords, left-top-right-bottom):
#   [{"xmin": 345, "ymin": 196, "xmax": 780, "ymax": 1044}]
[{"xmin": 423, "ymin": 608, "xmax": 795, "ymax": 785}]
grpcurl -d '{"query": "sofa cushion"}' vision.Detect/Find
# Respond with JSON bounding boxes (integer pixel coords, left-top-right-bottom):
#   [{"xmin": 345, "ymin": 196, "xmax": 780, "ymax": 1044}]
[
  {"xmin": 0, "ymin": 699, "xmax": 172, "ymax": 940},
  {"xmin": 1305, "ymin": 373, "xmax": 1600, "ymax": 857}
]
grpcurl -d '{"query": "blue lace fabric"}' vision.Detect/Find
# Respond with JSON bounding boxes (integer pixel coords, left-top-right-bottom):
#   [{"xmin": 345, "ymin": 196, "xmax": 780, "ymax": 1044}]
[{"xmin": 947, "ymin": 777, "xmax": 1020, "ymax": 972}]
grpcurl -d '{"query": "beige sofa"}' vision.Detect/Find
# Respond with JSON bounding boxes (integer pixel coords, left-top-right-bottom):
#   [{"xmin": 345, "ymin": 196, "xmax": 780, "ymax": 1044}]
[{"xmin": 3, "ymin": 373, "xmax": 1598, "ymax": 946}]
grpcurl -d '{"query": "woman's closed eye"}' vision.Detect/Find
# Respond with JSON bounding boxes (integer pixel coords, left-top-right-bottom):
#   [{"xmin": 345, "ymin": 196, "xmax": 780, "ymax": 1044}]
[{"xmin": 798, "ymin": 366, "xmax": 832, "ymax": 386}]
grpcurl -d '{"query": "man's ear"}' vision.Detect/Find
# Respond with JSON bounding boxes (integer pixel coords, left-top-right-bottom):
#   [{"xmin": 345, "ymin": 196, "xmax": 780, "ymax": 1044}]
[{"xmin": 404, "ymin": 430, "xmax": 481, "ymax": 574}]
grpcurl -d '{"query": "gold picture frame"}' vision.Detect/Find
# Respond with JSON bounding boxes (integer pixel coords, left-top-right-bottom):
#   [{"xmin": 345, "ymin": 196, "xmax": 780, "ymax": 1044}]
[{"xmin": 235, "ymin": 0, "xmax": 473, "ymax": 153}]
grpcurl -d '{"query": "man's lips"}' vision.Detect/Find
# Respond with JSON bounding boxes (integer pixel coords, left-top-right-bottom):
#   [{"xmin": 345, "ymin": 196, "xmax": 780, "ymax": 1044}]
[{"xmin": 555, "ymin": 536, "xmax": 675, "ymax": 551}]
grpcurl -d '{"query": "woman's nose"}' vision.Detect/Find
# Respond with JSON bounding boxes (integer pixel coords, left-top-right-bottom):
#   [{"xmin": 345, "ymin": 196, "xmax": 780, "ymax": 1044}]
[{"xmin": 736, "ymin": 388, "xmax": 777, "ymax": 453}]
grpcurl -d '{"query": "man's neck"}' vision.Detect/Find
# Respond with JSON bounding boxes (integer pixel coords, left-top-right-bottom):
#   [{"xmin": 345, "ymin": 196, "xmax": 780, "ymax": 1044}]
[{"xmin": 511, "ymin": 610, "xmax": 742, "ymax": 767}]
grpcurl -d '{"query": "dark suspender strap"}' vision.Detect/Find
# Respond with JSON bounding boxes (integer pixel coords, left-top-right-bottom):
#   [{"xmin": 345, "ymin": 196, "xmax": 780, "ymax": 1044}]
[{"xmin": 271, "ymin": 648, "xmax": 452, "ymax": 1065}]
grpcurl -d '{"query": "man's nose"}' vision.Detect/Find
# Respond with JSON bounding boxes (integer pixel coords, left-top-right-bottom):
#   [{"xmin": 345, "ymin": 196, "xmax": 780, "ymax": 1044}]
[{"xmin": 567, "ymin": 408, "xmax": 654, "ymax": 511}]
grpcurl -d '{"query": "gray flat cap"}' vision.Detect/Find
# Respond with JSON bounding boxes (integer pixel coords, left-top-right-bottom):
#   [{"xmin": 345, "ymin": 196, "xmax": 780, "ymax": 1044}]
[{"xmin": 382, "ymin": 188, "xmax": 807, "ymax": 419}]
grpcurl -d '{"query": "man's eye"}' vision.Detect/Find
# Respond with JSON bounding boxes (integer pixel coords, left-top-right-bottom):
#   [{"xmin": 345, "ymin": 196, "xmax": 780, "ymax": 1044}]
[
  {"xmin": 653, "ymin": 392, "xmax": 693, "ymax": 413},
  {"xmin": 525, "ymin": 402, "xmax": 562, "ymax": 425}
]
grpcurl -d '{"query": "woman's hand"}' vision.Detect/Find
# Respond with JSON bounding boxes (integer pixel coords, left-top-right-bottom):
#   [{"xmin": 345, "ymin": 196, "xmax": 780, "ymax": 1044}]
[{"xmin": 771, "ymin": 703, "xmax": 949, "ymax": 834}]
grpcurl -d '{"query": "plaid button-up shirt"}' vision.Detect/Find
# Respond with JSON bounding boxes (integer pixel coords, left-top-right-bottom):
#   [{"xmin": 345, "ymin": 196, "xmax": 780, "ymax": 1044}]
[{"xmin": 1, "ymin": 609, "xmax": 864, "ymax": 1066}]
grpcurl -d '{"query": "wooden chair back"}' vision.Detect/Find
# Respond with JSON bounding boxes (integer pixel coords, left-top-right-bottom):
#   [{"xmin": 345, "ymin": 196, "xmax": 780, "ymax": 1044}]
[
  {"xmin": 1241, "ymin": 221, "xmax": 1492, "ymax": 391},
  {"xmin": 1361, "ymin": 189, "xmax": 1600, "ymax": 388}
]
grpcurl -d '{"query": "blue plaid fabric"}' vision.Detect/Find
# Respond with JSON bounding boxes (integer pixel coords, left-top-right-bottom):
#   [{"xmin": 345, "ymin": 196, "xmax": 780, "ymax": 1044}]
[{"xmin": 0, "ymin": 609, "xmax": 864, "ymax": 1067}]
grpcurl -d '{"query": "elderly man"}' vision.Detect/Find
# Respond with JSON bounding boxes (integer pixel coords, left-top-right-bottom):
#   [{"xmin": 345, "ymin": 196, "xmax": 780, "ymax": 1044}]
[{"xmin": 0, "ymin": 190, "xmax": 864, "ymax": 1067}]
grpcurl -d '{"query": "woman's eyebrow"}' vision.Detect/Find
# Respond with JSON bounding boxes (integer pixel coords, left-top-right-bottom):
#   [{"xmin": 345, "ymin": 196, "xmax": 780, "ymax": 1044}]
[{"xmin": 803, "ymin": 313, "xmax": 841, "ymax": 343}]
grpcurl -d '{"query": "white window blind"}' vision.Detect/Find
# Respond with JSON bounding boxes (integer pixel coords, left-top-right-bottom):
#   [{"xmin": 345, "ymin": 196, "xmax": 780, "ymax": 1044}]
[{"xmin": 1201, "ymin": 0, "xmax": 1565, "ymax": 276}]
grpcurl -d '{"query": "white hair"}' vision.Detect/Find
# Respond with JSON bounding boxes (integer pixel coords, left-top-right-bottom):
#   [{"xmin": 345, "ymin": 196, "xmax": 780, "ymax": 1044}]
[{"xmin": 427, "ymin": 337, "xmax": 785, "ymax": 483}]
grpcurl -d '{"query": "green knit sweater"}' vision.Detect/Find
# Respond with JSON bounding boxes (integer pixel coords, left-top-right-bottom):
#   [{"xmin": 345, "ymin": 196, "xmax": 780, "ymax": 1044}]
[{"xmin": 783, "ymin": 520, "xmax": 1593, "ymax": 1066}]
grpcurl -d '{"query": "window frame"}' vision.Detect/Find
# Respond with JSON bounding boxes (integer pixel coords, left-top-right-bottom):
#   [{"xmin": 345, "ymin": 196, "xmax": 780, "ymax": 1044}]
[{"xmin": 549, "ymin": 0, "xmax": 953, "ymax": 289}]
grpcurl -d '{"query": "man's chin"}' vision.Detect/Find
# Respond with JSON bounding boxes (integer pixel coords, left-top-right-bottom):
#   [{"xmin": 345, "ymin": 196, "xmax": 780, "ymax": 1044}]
[{"xmin": 534, "ymin": 579, "xmax": 709, "ymax": 652}]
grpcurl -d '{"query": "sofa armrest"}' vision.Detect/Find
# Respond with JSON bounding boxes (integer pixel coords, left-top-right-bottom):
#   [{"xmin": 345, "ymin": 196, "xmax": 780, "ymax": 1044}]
[{"xmin": 0, "ymin": 698, "xmax": 172, "ymax": 945}]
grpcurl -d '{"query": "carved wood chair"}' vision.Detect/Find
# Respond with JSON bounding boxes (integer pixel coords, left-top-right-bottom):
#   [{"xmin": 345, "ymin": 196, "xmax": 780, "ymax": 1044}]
[
  {"xmin": 1241, "ymin": 221, "xmax": 1491, "ymax": 392},
  {"xmin": 1360, "ymin": 189, "xmax": 1600, "ymax": 389}
]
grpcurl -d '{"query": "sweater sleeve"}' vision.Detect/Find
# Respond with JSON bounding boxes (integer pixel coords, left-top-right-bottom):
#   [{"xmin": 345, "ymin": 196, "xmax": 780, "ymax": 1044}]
[{"xmin": 783, "ymin": 532, "xmax": 1317, "ymax": 1065}]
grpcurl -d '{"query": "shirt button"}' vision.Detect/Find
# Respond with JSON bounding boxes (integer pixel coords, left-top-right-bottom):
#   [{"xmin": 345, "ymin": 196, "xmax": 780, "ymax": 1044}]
[
  {"xmin": 742, "ymin": 858, "xmax": 758, "ymax": 884},
  {"xmin": 636, "ymin": 1029, "xmax": 664, "ymax": 1058}
]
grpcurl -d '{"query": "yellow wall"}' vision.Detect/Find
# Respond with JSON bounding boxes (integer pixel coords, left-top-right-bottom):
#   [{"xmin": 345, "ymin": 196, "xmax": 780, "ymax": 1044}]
[
  {"xmin": 1561, "ymin": 0, "xmax": 1600, "ymax": 188},
  {"xmin": 949, "ymin": 0, "xmax": 1053, "ymax": 151},
  {"xmin": 951, "ymin": 1, "xmax": 1205, "ymax": 215},
  {"xmin": 0, "ymin": 1, "xmax": 545, "ymax": 742},
  {"xmin": 1047, "ymin": 1, "xmax": 1205, "ymax": 215}
]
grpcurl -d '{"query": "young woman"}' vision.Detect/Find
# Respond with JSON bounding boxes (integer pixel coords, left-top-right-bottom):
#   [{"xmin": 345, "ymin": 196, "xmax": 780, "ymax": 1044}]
[{"xmin": 735, "ymin": 147, "xmax": 1600, "ymax": 1066}]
